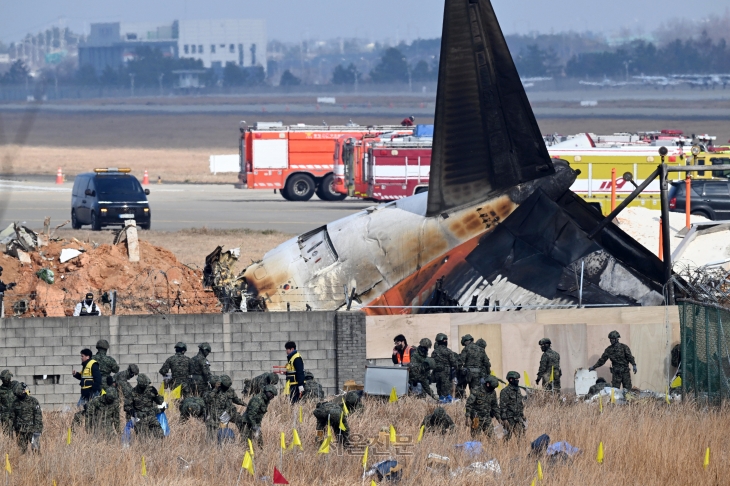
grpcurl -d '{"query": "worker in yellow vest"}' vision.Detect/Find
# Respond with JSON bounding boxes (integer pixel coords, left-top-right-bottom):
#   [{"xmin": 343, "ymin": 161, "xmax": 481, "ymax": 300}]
[
  {"xmin": 285, "ymin": 341, "xmax": 305, "ymax": 404},
  {"xmin": 72, "ymin": 348, "xmax": 102, "ymax": 427}
]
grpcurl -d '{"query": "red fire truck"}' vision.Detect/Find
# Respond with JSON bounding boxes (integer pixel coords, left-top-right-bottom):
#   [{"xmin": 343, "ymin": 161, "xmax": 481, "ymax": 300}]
[
  {"xmin": 333, "ymin": 132, "xmax": 432, "ymax": 201},
  {"xmin": 238, "ymin": 122, "xmax": 411, "ymax": 201}
]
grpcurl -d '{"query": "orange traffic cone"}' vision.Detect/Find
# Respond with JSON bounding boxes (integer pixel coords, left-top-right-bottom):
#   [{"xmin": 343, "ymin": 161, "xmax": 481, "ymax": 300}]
[
  {"xmin": 142, "ymin": 169, "xmax": 149, "ymax": 185},
  {"xmin": 56, "ymin": 167, "xmax": 63, "ymax": 184}
]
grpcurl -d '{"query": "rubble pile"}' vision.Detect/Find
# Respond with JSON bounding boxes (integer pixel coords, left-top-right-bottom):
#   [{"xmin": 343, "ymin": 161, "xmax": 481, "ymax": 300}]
[{"xmin": 1, "ymin": 224, "xmax": 216, "ymax": 317}]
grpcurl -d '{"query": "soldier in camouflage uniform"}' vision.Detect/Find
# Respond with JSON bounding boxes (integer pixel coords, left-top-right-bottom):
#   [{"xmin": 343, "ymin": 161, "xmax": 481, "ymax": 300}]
[
  {"xmin": 86, "ymin": 376, "xmax": 120, "ymax": 437},
  {"xmin": 302, "ymin": 371, "xmax": 325, "ymax": 401},
  {"xmin": 0, "ymin": 370, "xmax": 19, "ymax": 435},
  {"xmin": 475, "ymin": 339, "xmax": 491, "ymax": 380},
  {"xmin": 466, "ymin": 375, "xmax": 499, "ymax": 438},
  {"xmin": 124, "ymin": 374, "xmax": 165, "ymax": 439},
  {"xmin": 243, "ymin": 372, "xmax": 279, "ymax": 396},
  {"xmin": 93, "ymin": 339, "xmax": 119, "ymax": 391},
  {"xmin": 499, "ymin": 371, "xmax": 526, "ymax": 441},
  {"xmin": 179, "ymin": 397, "xmax": 206, "ymax": 422},
  {"xmin": 409, "ymin": 338, "xmax": 436, "ymax": 399},
  {"xmin": 187, "ymin": 343, "xmax": 213, "ymax": 397},
  {"xmin": 114, "ymin": 364, "xmax": 139, "ymax": 420},
  {"xmin": 238, "ymin": 385, "xmax": 277, "ymax": 448},
  {"xmin": 421, "ymin": 406, "xmax": 455, "ymax": 435},
  {"xmin": 585, "ymin": 377, "xmax": 608, "ymax": 398},
  {"xmin": 205, "ymin": 375, "xmax": 244, "ymax": 441},
  {"xmin": 457, "ymin": 334, "xmax": 492, "ymax": 398},
  {"xmin": 431, "ymin": 333, "xmax": 460, "ymax": 402},
  {"xmin": 313, "ymin": 391, "xmax": 362, "ymax": 447},
  {"xmin": 11, "ymin": 384, "xmax": 43, "ymax": 453},
  {"xmin": 159, "ymin": 342, "xmax": 191, "ymax": 396},
  {"xmin": 535, "ymin": 338, "xmax": 561, "ymax": 393},
  {"xmin": 589, "ymin": 331, "xmax": 637, "ymax": 390}
]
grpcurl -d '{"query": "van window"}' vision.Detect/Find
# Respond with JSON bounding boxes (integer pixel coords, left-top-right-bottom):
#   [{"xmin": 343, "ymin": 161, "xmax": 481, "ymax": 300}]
[
  {"xmin": 95, "ymin": 177, "xmax": 144, "ymax": 195},
  {"xmin": 72, "ymin": 176, "xmax": 86, "ymax": 197},
  {"xmin": 704, "ymin": 183, "xmax": 729, "ymax": 197}
]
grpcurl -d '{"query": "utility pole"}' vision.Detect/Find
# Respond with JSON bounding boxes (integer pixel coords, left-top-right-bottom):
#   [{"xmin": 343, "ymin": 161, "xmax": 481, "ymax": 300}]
[
  {"xmin": 158, "ymin": 73, "xmax": 164, "ymax": 96},
  {"xmin": 129, "ymin": 73, "xmax": 135, "ymax": 97}
]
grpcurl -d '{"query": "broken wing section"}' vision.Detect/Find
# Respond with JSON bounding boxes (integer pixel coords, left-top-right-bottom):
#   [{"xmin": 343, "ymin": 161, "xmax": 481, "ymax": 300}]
[{"xmin": 427, "ymin": 0, "xmax": 554, "ymax": 217}]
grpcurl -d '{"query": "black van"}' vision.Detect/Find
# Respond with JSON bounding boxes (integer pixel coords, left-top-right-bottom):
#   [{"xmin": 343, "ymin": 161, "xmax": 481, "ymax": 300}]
[
  {"xmin": 71, "ymin": 169, "xmax": 151, "ymax": 230},
  {"xmin": 669, "ymin": 179, "xmax": 730, "ymax": 221}
]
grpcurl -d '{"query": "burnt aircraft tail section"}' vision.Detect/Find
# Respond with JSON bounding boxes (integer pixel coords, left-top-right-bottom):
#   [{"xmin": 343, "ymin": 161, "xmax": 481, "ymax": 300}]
[{"xmin": 427, "ymin": 0, "xmax": 554, "ymax": 217}]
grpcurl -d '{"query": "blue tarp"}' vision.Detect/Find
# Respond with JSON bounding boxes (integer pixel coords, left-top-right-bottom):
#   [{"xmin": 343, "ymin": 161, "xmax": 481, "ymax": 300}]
[{"xmin": 414, "ymin": 124, "xmax": 434, "ymax": 137}]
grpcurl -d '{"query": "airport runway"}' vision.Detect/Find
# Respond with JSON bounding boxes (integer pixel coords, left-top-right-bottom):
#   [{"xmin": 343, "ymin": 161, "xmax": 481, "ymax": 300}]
[{"xmin": 0, "ymin": 179, "xmax": 373, "ymax": 234}]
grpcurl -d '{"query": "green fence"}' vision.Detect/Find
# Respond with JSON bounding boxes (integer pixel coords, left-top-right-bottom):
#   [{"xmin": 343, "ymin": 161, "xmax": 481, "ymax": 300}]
[{"xmin": 679, "ymin": 300, "xmax": 730, "ymax": 403}]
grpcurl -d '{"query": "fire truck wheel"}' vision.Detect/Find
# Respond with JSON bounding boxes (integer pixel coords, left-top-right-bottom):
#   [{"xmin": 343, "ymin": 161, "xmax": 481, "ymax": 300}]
[
  {"xmin": 317, "ymin": 174, "xmax": 347, "ymax": 201},
  {"xmin": 285, "ymin": 174, "xmax": 316, "ymax": 201},
  {"xmin": 279, "ymin": 187, "xmax": 293, "ymax": 201}
]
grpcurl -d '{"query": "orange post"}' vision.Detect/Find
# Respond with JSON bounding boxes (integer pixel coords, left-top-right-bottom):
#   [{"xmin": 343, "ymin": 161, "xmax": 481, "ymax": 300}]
[
  {"xmin": 55, "ymin": 167, "xmax": 63, "ymax": 184},
  {"xmin": 658, "ymin": 219, "xmax": 663, "ymax": 261},
  {"xmin": 143, "ymin": 169, "xmax": 149, "ymax": 185},
  {"xmin": 610, "ymin": 167, "xmax": 617, "ymax": 211},
  {"xmin": 685, "ymin": 176, "xmax": 691, "ymax": 229}
]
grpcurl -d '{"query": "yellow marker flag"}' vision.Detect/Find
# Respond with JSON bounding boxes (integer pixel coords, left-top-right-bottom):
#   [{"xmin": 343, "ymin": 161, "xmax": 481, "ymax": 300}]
[
  {"xmin": 318, "ymin": 436, "xmax": 331, "ymax": 454},
  {"xmin": 389, "ymin": 387, "xmax": 398, "ymax": 403},
  {"xmin": 671, "ymin": 376, "xmax": 682, "ymax": 388},
  {"xmin": 665, "ymin": 386, "xmax": 670, "ymax": 405},
  {"xmin": 389, "ymin": 425, "xmax": 397, "ymax": 444},
  {"xmin": 299, "ymin": 405, "xmax": 303, "ymax": 423},
  {"xmin": 550, "ymin": 366, "xmax": 554, "ymax": 383},
  {"xmin": 67, "ymin": 427, "xmax": 72, "ymax": 445},
  {"xmin": 284, "ymin": 380, "xmax": 291, "ymax": 395},
  {"xmin": 523, "ymin": 371, "xmax": 531, "ymax": 388},
  {"xmin": 101, "ymin": 389, "xmax": 106, "ymax": 396},
  {"xmin": 704, "ymin": 447, "xmax": 710, "ymax": 469},
  {"xmin": 339, "ymin": 412, "xmax": 347, "ymax": 432},
  {"xmin": 280, "ymin": 432, "xmax": 287, "ymax": 451},
  {"xmin": 371, "ymin": 481, "xmax": 378, "ymax": 486},
  {"xmin": 362, "ymin": 446, "xmax": 369, "ymax": 469},
  {"xmin": 171, "ymin": 384, "xmax": 182, "ymax": 400},
  {"xmin": 141, "ymin": 456, "xmax": 147, "ymax": 477},
  {"xmin": 537, "ymin": 460, "xmax": 543, "ymax": 480},
  {"xmin": 416, "ymin": 424, "xmax": 425, "ymax": 443},
  {"xmin": 610, "ymin": 388, "xmax": 615, "ymax": 404},
  {"xmin": 248, "ymin": 438, "xmax": 255, "ymax": 457},
  {"xmin": 290, "ymin": 429, "xmax": 303, "ymax": 450},
  {"xmin": 530, "ymin": 479, "xmax": 536, "ymax": 486},
  {"xmin": 53, "ymin": 481, "xmax": 57, "ymax": 486},
  {"xmin": 342, "ymin": 397, "xmax": 349, "ymax": 416},
  {"xmin": 5, "ymin": 453, "xmax": 11, "ymax": 474},
  {"xmin": 158, "ymin": 383, "xmax": 164, "ymax": 396},
  {"xmin": 242, "ymin": 451, "xmax": 255, "ymax": 475},
  {"xmin": 599, "ymin": 394, "xmax": 603, "ymax": 413},
  {"xmin": 596, "ymin": 442, "xmax": 604, "ymax": 464}
]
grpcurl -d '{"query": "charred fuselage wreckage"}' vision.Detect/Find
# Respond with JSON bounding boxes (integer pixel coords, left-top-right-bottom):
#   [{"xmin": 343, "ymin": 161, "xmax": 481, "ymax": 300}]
[{"xmin": 217, "ymin": 0, "xmax": 666, "ymax": 314}]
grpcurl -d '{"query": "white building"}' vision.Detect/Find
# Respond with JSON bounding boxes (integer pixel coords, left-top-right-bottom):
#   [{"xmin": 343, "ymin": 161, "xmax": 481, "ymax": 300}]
[{"xmin": 178, "ymin": 19, "xmax": 266, "ymax": 71}]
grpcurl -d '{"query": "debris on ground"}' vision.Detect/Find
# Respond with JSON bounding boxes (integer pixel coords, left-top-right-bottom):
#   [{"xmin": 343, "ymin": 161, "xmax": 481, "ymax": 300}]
[
  {"xmin": 204, "ymin": 246, "xmax": 266, "ymax": 312},
  {"xmin": 365, "ymin": 460, "xmax": 402, "ymax": 482},
  {"xmin": 454, "ymin": 441, "xmax": 483, "ymax": 456},
  {"xmin": 426, "ymin": 453, "xmax": 451, "ymax": 472},
  {"xmin": 451, "ymin": 459, "xmax": 501, "ymax": 477},
  {"xmin": 1, "ymin": 220, "xmax": 216, "ymax": 317}
]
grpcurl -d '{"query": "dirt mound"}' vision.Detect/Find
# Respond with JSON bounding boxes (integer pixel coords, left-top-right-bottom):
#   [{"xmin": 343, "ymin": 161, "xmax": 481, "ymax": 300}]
[{"xmin": 1, "ymin": 237, "xmax": 218, "ymax": 317}]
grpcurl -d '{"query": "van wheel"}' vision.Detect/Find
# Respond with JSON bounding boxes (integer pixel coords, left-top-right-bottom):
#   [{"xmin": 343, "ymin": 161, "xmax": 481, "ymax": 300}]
[
  {"xmin": 140, "ymin": 220, "xmax": 151, "ymax": 230},
  {"xmin": 90, "ymin": 211, "xmax": 102, "ymax": 231},
  {"xmin": 691, "ymin": 210, "xmax": 713, "ymax": 221},
  {"xmin": 285, "ymin": 174, "xmax": 315, "ymax": 201},
  {"xmin": 316, "ymin": 174, "xmax": 347, "ymax": 201},
  {"xmin": 71, "ymin": 210, "xmax": 81, "ymax": 229}
]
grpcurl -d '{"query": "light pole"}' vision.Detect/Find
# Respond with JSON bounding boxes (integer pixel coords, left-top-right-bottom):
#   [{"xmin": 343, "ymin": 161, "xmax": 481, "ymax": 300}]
[
  {"xmin": 623, "ymin": 60, "xmax": 632, "ymax": 82},
  {"xmin": 158, "ymin": 73, "xmax": 164, "ymax": 96},
  {"xmin": 129, "ymin": 73, "xmax": 135, "ymax": 97}
]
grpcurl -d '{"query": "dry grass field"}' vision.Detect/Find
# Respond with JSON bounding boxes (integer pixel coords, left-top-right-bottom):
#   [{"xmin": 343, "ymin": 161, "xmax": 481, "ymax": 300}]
[
  {"xmin": 1, "ymin": 111, "xmax": 728, "ymax": 184},
  {"xmin": 2, "ymin": 394, "xmax": 728, "ymax": 485}
]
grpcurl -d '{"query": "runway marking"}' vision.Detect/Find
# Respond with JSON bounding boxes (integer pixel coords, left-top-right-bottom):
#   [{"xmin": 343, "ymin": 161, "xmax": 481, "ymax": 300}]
[{"xmin": 0, "ymin": 182, "xmax": 71, "ymax": 192}]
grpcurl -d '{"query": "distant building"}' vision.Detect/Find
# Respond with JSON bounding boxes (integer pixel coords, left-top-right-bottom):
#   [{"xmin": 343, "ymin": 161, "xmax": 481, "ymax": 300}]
[{"xmin": 79, "ymin": 19, "xmax": 266, "ymax": 75}]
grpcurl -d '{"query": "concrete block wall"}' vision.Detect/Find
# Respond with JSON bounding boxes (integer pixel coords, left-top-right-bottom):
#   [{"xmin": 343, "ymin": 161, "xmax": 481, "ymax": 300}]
[{"xmin": 0, "ymin": 311, "xmax": 365, "ymax": 410}]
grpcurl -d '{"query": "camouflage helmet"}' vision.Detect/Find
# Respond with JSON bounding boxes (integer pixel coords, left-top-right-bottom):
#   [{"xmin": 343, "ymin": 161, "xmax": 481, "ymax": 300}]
[
  {"xmin": 506, "ymin": 371, "xmax": 520, "ymax": 380},
  {"xmin": 304, "ymin": 371, "xmax": 314, "ymax": 381},
  {"xmin": 435, "ymin": 333, "xmax": 448, "ymax": 343},
  {"xmin": 345, "ymin": 390, "xmax": 362, "ymax": 409},
  {"xmin": 432, "ymin": 406, "xmax": 447, "ymax": 418},
  {"xmin": 136, "ymin": 374, "xmax": 151, "ymax": 387},
  {"xmin": 461, "ymin": 334, "xmax": 474, "ymax": 346},
  {"xmin": 484, "ymin": 376, "xmax": 499, "ymax": 388},
  {"xmin": 211, "ymin": 376, "xmax": 221, "ymax": 386},
  {"xmin": 96, "ymin": 339, "xmax": 110, "ymax": 350},
  {"xmin": 608, "ymin": 331, "xmax": 620, "ymax": 339},
  {"xmin": 175, "ymin": 342, "xmax": 187, "ymax": 351},
  {"xmin": 419, "ymin": 338, "xmax": 432, "ymax": 348},
  {"xmin": 220, "ymin": 375, "xmax": 232, "ymax": 388},
  {"xmin": 538, "ymin": 338, "xmax": 551, "ymax": 346},
  {"xmin": 269, "ymin": 373, "xmax": 280, "ymax": 385},
  {"xmin": 263, "ymin": 385, "xmax": 278, "ymax": 397},
  {"xmin": 14, "ymin": 385, "xmax": 27, "ymax": 398},
  {"xmin": 475, "ymin": 338, "xmax": 487, "ymax": 349},
  {"xmin": 0, "ymin": 370, "xmax": 13, "ymax": 381},
  {"xmin": 199, "ymin": 342, "xmax": 212, "ymax": 353},
  {"xmin": 128, "ymin": 364, "xmax": 139, "ymax": 375}
]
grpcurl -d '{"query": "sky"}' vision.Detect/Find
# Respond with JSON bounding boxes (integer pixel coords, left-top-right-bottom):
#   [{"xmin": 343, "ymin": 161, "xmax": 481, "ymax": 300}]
[{"xmin": 1, "ymin": 0, "xmax": 728, "ymax": 44}]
